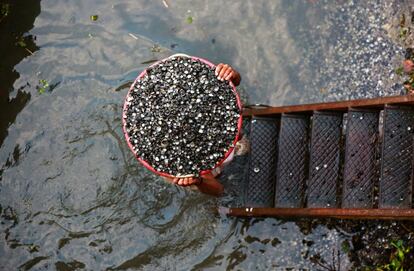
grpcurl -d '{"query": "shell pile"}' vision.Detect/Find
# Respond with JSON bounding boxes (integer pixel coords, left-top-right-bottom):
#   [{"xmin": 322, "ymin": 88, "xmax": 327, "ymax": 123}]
[{"xmin": 124, "ymin": 56, "xmax": 240, "ymax": 176}]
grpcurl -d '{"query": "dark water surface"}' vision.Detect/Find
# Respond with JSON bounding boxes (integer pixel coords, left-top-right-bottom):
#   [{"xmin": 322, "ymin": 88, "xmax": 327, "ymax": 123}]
[{"xmin": 1, "ymin": 0, "xmax": 413, "ymax": 270}]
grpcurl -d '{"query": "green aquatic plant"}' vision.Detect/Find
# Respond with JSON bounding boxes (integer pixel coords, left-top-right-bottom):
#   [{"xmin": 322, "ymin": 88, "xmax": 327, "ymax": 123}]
[
  {"xmin": 38, "ymin": 79, "xmax": 50, "ymax": 94},
  {"xmin": 341, "ymin": 240, "xmax": 350, "ymax": 254},
  {"xmin": 399, "ymin": 28, "xmax": 409, "ymax": 39},
  {"xmin": 150, "ymin": 44, "xmax": 161, "ymax": 53},
  {"xmin": 376, "ymin": 240, "xmax": 411, "ymax": 271},
  {"xmin": 186, "ymin": 16, "xmax": 193, "ymax": 24},
  {"xmin": 395, "ymin": 66, "xmax": 404, "ymax": 76},
  {"xmin": 15, "ymin": 36, "xmax": 26, "ymax": 48},
  {"xmin": 1, "ymin": 3, "xmax": 10, "ymax": 15},
  {"xmin": 0, "ymin": 3, "xmax": 10, "ymax": 23},
  {"xmin": 15, "ymin": 36, "xmax": 34, "ymax": 55},
  {"xmin": 398, "ymin": 14, "xmax": 410, "ymax": 40},
  {"xmin": 90, "ymin": 15, "xmax": 98, "ymax": 21}
]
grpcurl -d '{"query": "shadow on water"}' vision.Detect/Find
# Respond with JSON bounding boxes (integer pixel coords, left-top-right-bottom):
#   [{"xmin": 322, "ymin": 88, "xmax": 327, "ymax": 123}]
[{"xmin": 0, "ymin": 0, "xmax": 41, "ymax": 147}]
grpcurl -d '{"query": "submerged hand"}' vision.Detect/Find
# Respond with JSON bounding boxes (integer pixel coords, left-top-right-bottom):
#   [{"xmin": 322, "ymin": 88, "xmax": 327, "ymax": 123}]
[
  {"xmin": 172, "ymin": 177, "xmax": 201, "ymax": 186},
  {"xmin": 165, "ymin": 174, "xmax": 223, "ymax": 196}
]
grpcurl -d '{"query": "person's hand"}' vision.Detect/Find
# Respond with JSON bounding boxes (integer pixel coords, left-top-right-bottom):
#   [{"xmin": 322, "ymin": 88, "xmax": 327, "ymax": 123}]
[
  {"xmin": 172, "ymin": 177, "xmax": 201, "ymax": 186},
  {"xmin": 215, "ymin": 63, "xmax": 241, "ymax": 86}
]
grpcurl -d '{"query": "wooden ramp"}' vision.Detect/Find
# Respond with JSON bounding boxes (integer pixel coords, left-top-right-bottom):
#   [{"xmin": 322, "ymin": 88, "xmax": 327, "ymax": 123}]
[{"xmin": 221, "ymin": 95, "xmax": 414, "ymax": 220}]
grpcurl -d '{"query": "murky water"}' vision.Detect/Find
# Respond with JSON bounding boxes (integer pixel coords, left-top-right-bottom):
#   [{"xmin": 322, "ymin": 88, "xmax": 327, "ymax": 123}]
[{"xmin": 1, "ymin": 0, "xmax": 413, "ymax": 270}]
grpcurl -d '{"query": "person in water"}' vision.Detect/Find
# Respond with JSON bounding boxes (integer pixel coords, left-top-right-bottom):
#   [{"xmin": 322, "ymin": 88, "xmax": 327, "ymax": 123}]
[{"xmin": 164, "ymin": 63, "xmax": 248, "ymax": 196}]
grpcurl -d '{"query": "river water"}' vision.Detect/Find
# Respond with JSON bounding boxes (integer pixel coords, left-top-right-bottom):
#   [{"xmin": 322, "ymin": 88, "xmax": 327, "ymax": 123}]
[{"xmin": 1, "ymin": 0, "xmax": 413, "ymax": 270}]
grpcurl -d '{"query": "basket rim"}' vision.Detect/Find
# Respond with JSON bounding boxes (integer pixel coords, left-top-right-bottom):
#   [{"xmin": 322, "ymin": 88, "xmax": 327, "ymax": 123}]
[{"xmin": 122, "ymin": 54, "xmax": 243, "ymax": 178}]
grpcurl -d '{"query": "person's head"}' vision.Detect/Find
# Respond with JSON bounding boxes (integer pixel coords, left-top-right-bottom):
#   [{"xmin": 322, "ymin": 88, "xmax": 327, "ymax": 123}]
[{"xmin": 234, "ymin": 135, "xmax": 249, "ymax": 156}]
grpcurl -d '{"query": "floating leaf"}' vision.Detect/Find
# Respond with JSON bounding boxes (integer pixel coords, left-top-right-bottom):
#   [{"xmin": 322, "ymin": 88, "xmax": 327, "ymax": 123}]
[
  {"xmin": 378, "ymin": 240, "xmax": 410, "ymax": 270},
  {"xmin": 399, "ymin": 27, "xmax": 409, "ymax": 39},
  {"xmin": 28, "ymin": 244, "xmax": 39, "ymax": 253},
  {"xmin": 141, "ymin": 59, "xmax": 159, "ymax": 64},
  {"xmin": 398, "ymin": 250, "xmax": 404, "ymax": 261},
  {"xmin": 39, "ymin": 79, "xmax": 49, "ymax": 87},
  {"xmin": 0, "ymin": 3, "xmax": 10, "ymax": 24},
  {"xmin": 15, "ymin": 36, "xmax": 34, "ymax": 55},
  {"xmin": 341, "ymin": 240, "xmax": 350, "ymax": 253},
  {"xmin": 90, "ymin": 15, "xmax": 98, "ymax": 21},
  {"xmin": 150, "ymin": 44, "xmax": 161, "ymax": 53},
  {"xmin": 16, "ymin": 37, "xmax": 26, "ymax": 48},
  {"xmin": 186, "ymin": 16, "xmax": 193, "ymax": 24},
  {"xmin": 38, "ymin": 79, "xmax": 50, "ymax": 94},
  {"xmin": 1, "ymin": 3, "xmax": 10, "ymax": 17},
  {"xmin": 395, "ymin": 66, "xmax": 404, "ymax": 76}
]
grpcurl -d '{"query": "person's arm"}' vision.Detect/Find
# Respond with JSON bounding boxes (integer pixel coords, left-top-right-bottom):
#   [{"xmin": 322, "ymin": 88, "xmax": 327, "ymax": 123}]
[
  {"xmin": 215, "ymin": 63, "xmax": 241, "ymax": 86},
  {"xmin": 195, "ymin": 173, "xmax": 224, "ymax": 196}
]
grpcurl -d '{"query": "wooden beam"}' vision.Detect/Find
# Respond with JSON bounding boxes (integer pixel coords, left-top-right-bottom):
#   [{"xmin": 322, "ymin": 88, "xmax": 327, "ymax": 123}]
[
  {"xmin": 220, "ymin": 207, "xmax": 414, "ymax": 220},
  {"xmin": 243, "ymin": 95, "xmax": 414, "ymax": 117}
]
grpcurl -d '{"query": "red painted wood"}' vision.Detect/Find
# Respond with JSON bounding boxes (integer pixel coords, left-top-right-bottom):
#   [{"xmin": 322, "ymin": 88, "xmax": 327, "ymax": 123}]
[{"xmin": 220, "ymin": 207, "xmax": 414, "ymax": 220}]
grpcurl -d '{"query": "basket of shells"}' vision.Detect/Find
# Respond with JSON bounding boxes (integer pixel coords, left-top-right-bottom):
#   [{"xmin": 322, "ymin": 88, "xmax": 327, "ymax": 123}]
[{"xmin": 122, "ymin": 54, "xmax": 243, "ymax": 178}]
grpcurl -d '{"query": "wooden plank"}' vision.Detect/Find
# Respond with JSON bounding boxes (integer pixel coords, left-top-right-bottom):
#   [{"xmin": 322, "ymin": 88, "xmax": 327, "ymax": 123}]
[
  {"xmin": 243, "ymin": 95, "xmax": 414, "ymax": 117},
  {"xmin": 220, "ymin": 207, "xmax": 414, "ymax": 220}
]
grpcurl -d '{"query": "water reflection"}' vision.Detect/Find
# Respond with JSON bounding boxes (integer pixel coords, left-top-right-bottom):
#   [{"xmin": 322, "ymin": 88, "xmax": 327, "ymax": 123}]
[
  {"xmin": 0, "ymin": 0, "xmax": 40, "ymax": 147},
  {"xmin": 0, "ymin": 0, "xmax": 412, "ymax": 270}
]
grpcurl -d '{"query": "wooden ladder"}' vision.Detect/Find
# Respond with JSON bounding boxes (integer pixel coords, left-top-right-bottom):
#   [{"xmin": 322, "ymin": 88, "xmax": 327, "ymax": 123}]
[{"xmin": 221, "ymin": 95, "xmax": 414, "ymax": 220}]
